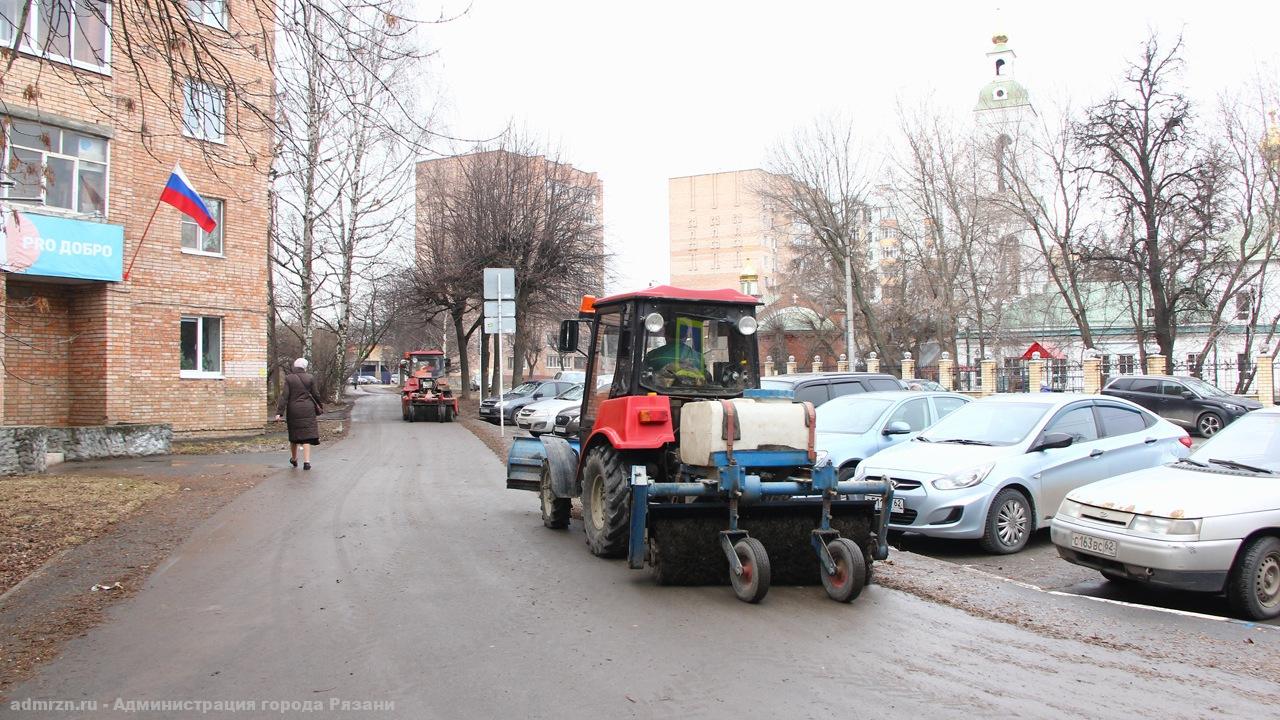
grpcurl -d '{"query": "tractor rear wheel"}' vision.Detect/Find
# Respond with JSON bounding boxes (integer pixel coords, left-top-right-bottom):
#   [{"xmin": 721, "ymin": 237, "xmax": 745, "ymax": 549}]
[
  {"xmin": 540, "ymin": 463, "xmax": 571, "ymax": 529},
  {"xmin": 580, "ymin": 446, "xmax": 631, "ymax": 558},
  {"xmin": 820, "ymin": 537, "xmax": 866, "ymax": 603}
]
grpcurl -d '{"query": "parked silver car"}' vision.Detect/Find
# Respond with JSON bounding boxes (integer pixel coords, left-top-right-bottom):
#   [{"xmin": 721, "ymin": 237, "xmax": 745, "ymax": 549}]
[
  {"xmin": 1052, "ymin": 406, "xmax": 1280, "ymax": 619},
  {"xmin": 855, "ymin": 394, "xmax": 1191, "ymax": 554},
  {"xmin": 816, "ymin": 391, "xmax": 970, "ymax": 482}
]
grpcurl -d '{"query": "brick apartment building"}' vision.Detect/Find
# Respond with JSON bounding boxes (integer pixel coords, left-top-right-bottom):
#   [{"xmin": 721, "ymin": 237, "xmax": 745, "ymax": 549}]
[
  {"xmin": 414, "ymin": 150, "xmax": 604, "ymax": 383},
  {"xmin": 1, "ymin": 0, "xmax": 273, "ymax": 435}
]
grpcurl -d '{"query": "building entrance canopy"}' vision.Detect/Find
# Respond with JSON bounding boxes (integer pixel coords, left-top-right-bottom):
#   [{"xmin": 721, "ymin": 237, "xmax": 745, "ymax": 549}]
[{"xmin": 2, "ymin": 207, "xmax": 124, "ymax": 282}]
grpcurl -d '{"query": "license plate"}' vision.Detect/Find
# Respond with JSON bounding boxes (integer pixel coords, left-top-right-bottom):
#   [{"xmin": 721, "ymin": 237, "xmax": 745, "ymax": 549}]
[
  {"xmin": 873, "ymin": 496, "xmax": 905, "ymax": 513},
  {"xmin": 1070, "ymin": 532, "xmax": 1117, "ymax": 558}
]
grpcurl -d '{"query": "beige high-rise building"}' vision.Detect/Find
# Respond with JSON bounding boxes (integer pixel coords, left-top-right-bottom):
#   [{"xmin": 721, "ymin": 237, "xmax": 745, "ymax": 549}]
[{"xmin": 668, "ymin": 170, "xmax": 793, "ymax": 296}]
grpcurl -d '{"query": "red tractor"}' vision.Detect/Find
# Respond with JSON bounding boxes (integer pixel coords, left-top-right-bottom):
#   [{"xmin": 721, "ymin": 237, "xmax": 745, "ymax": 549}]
[
  {"xmin": 400, "ymin": 349, "xmax": 457, "ymax": 423},
  {"xmin": 506, "ymin": 286, "xmax": 893, "ymax": 604}
]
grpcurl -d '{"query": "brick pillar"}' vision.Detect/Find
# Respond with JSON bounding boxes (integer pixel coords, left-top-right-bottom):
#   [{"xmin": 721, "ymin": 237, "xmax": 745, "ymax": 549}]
[
  {"xmin": 1083, "ymin": 355, "xmax": 1103, "ymax": 395},
  {"xmin": 763, "ymin": 357, "xmax": 775, "ymax": 377},
  {"xmin": 901, "ymin": 353, "xmax": 915, "ymax": 380},
  {"xmin": 865, "ymin": 352, "xmax": 879, "ymax": 373},
  {"xmin": 0, "ymin": 273, "xmax": 6, "ymax": 425},
  {"xmin": 104, "ymin": 284, "xmax": 133, "ymax": 422},
  {"xmin": 1257, "ymin": 353, "xmax": 1274, "ymax": 407},
  {"xmin": 980, "ymin": 358, "xmax": 997, "ymax": 397},
  {"xmin": 1028, "ymin": 358, "xmax": 1046, "ymax": 393},
  {"xmin": 811, "ymin": 355, "xmax": 822, "ymax": 373},
  {"xmin": 938, "ymin": 352, "xmax": 954, "ymax": 391},
  {"xmin": 786, "ymin": 355, "xmax": 797, "ymax": 375},
  {"xmin": 1146, "ymin": 353, "xmax": 1167, "ymax": 376},
  {"xmin": 836, "ymin": 354, "xmax": 849, "ymax": 372}
]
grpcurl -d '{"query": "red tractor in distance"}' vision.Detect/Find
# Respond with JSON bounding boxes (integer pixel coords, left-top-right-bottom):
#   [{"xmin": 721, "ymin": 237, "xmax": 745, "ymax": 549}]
[{"xmin": 400, "ymin": 349, "xmax": 457, "ymax": 422}]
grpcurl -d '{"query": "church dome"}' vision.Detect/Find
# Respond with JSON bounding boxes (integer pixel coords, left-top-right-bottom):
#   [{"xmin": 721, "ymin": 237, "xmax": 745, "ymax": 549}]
[{"xmin": 976, "ymin": 79, "xmax": 1031, "ymax": 112}]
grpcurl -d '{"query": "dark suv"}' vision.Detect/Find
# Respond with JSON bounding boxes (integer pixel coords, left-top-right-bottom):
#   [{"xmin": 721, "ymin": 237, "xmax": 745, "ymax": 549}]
[
  {"xmin": 479, "ymin": 380, "xmax": 576, "ymax": 423},
  {"xmin": 759, "ymin": 372, "xmax": 906, "ymax": 407},
  {"xmin": 1101, "ymin": 374, "xmax": 1261, "ymax": 437}
]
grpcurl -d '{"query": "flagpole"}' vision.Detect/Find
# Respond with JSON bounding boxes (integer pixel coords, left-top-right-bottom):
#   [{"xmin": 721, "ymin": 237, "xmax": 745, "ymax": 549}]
[{"xmin": 122, "ymin": 195, "xmax": 165, "ymax": 281}]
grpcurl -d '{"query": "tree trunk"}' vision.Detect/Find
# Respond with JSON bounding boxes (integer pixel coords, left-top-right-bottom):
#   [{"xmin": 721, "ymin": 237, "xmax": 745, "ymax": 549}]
[
  {"xmin": 451, "ymin": 306, "xmax": 470, "ymax": 401},
  {"xmin": 479, "ymin": 328, "xmax": 490, "ymax": 398}
]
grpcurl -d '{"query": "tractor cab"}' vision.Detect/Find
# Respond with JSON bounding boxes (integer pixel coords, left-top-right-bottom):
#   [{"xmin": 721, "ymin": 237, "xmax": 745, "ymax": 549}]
[
  {"xmin": 557, "ymin": 286, "xmax": 762, "ymax": 441},
  {"xmin": 400, "ymin": 350, "xmax": 448, "ymax": 390}
]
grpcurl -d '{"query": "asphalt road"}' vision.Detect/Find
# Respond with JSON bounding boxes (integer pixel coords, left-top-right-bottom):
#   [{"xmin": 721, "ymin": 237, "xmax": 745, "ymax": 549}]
[{"xmin": 6, "ymin": 392, "xmax": 1277, "ymax": 719}]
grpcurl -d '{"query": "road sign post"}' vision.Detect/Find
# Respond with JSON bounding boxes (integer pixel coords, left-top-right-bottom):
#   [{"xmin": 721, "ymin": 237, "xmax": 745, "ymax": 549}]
[{"xmin": 483, "ymin": 268, "xmax": 516, "ymax": 436}]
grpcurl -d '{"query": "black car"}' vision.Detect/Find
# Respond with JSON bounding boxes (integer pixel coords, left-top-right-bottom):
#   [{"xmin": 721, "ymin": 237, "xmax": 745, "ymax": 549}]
[
  {"xmin": 478, "ymin": 380, "xmax": 577, "ymax": 423},
  {"xmin": 1101, "ymin": 374, "xmax": 1262, "ymax": 437},
  {"xmin": 758, "ymin": 372, "xmax": 906, "ymax": 407},
  {"xmin": 553, "ymin": 406, "xmax": 581, "ymax": 437}
]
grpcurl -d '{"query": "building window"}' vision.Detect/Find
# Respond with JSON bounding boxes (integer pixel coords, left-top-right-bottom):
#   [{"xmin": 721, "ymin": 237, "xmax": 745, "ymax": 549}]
[
  {"xmin": 1236, "ymin": 291, "xmax": 1253, "ymax": 320},
  {"xmin": 2, "ymin": 117, "xmax": 108, "ymax": 214},
  {"xmin": 180, "ymin": 316, "xmax": 222, "ymax": 377},
  {"xmin": 1118, "ymin": 354, "xmax": 1135, "ymax": 375},
  {"xmin": 1238, "ymin": 353, "xmax": 1253, "ymax": 376},
  {"xmin": 9, "ymin": 0, "xmax": 111, "ymax": 72},
  {"xmin": 187, "ymin": 0, "xmax": 227, "ymax": 28},
  {"xmin": 183, "ymin": 79, "xmax": 226, "ymax": 143},
  {"xmin": 181, "ymin": 197, "xmax": 224, "ymax": 254}
]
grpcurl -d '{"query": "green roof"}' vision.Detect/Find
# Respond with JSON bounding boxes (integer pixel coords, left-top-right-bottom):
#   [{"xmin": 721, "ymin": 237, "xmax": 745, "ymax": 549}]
[{"xmin": 976, "ymin": 79, "xmax": 1031, "ymax": 112}]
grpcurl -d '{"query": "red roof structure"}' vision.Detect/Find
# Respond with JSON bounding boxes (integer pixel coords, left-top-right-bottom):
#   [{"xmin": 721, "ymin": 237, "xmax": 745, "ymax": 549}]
[
  {"xmin": 595, "ymin": 284, "xmax": 761, "ymax": 307},
  {"xmin": 1020, "ymin": 342, "xmax": 1064, "ymax": 360}
]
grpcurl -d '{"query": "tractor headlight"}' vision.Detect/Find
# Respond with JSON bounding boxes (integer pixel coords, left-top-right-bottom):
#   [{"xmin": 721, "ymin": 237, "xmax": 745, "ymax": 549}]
[
  {"xmin": 644, "ymin": 312, "xmax": 665, "ymax": 333},
  {"xmin": 737, "ymin": 315, "xmax": 758, "ymax": 335},
  {"xmin": 932, "ymin": 463, "xmax": 995, "ymax": 490},
  {"xmin": 1129, "ymin": 515, "xmax": 1202, "ymax": 537}
]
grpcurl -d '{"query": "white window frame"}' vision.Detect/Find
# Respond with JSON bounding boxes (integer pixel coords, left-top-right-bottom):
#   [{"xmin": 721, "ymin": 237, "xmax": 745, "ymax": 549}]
[
  {"xmin": 187, "ymin": 0, "xmax": 228, "ymax": 30},
  {"xmin": 180, "ymin": 315, "xmax": 224, "ymax": 379},
  {"xmin": 13, "ymin": 0, "xmax": 113, "ymax": 74},
  {"xmin": 181, "ymin": 197, "xmax": 225, "ymax": 256},
  {"xmin": 1, "ymin": 116, "xmax": 110, "ymax": 215},
  {"xmin": 183, "ymin": 79, "xmax": 227, "ymax": 144}
]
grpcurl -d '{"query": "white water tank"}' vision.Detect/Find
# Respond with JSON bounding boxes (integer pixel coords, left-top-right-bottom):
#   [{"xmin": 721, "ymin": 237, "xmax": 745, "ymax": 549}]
[{"xmin": 678, "ymin": 399, "xmax": 811, "ymax": 467}]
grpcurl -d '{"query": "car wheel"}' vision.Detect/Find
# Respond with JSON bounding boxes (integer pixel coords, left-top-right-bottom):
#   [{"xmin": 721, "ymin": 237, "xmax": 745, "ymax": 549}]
[
  {"xmin": 1227, "ymin": 536, "xmax": 1280, "ymax": 620},
  {"xmin": 1196, "ymin": 412, "xmax": 1224, "ymax": 437},
  {"xmin": 837, "ymin": 462, "xmax": 859, "ymax": 482},
  {"xmin": 979, "ymin": 488, "xmax": 1032, "ymax": 554}
]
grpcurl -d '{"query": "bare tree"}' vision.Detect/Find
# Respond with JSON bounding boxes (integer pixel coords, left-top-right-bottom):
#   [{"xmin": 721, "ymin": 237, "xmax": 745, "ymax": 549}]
[
  {"xmin": 1077, "ymin": 33, "xmax": 1217, "ymax": 358},
  {"xmin": 761, "ymin": 115, "xmax": 890, "ymax": 362}
]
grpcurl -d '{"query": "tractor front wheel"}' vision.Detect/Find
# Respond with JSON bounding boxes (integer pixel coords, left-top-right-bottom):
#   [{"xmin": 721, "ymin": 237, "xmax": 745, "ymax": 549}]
[
  {"xmin": 580, "ymin": 446, "xmax": 631, "ymax": 558},
  {"xmin": 540, "ymin": 463, "xmax": 571, "ymax": 529}
]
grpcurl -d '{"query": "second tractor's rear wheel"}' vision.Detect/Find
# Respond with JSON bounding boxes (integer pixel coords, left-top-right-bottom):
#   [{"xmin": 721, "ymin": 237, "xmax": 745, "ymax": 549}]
[
  {"xmin": 579, "ymin": 446, "xmax": 631, "ymax": 558},
  {"xmin": 820, "ymin": 538, "xmax": 867, "ymax": 603},
  {"xmin": 729, "ymin": 537, "xmax": 771, "ymax": 604},
  {"xmin": 539, "ymin": 463, "xmax": 571, "ymax": 529}
]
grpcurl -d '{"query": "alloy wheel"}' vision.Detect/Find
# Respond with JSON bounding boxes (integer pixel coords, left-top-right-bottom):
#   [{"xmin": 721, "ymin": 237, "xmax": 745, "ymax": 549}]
[
  {"xmin": 996, "ymin": 498, "xmax": 1028, "ymax": 547},
  {"xmin": 1199, "ymin": 414, "xmax": 1223, "ymax": 437}
]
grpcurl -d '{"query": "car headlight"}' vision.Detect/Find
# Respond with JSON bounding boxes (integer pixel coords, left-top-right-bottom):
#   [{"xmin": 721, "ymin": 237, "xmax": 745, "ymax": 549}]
[
  {"xmin": 1058, "ymin": 498, "xmax": 1083, "ymax": 518},
  {"xmin": 1223, "ymin": 403, "xmax": 1244, "ymax": 413},
  {"xmin": 931, "ymin": 463, "xmax": 995, "ymax": 490},
  {"xmin": 1129, "ymin": 515, "xmax": 1202, "ymax": 536}
]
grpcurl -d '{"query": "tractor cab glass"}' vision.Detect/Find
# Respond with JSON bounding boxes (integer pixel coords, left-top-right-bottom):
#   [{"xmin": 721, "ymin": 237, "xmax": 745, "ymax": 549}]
[
  {"xmin": 409, "ymin": 355, "xmax": 445, "ymax": 377},
  {"xmin": 638, "ymin": 304, "xmax": 756, "ymax": 395}
]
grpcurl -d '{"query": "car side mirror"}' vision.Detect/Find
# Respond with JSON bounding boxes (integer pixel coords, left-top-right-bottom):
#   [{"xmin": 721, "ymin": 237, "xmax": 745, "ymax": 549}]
[
  {"xmin": 1181, "ymin": 391, "xmax": 1195, "ymax": 400},
  {"xmin": 558, "ymin": 320, "xmax": 579, "ymax": 353},
  {"xmin": 1030, "ymin": 432, "xmax": 1074, "ymax": 452},
  {"xmin": 883, "ymin": 420, "xmax": 912, "ymax": 436}
]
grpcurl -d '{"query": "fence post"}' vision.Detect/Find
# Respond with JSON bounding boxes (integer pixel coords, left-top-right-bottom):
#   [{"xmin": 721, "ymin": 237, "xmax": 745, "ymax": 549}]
[
  {"xmin": 836, "ymin": 353, "xmax": 849, "ymax": 372},
  {"xmin": 811, "ymin": 355, "xmax": 822, "ymax": 373},
  {"xmin": 901, "ymin": 352, "xmax": 915, "ymax": 381},
  {"xmin": 1146, "ymin": 353, "xmax": 1167, "ymax": 376},
  {"xmin": 980, "ymin": 357, "xmax": 997, "ymax": 397},
  {"xmin": 938, "ymin": 352, "xmax": 954, "ymax": 391},
  {"xmin": 763, "ymin": 356, "xmax": 775, "ymax": 377},
  {"xmin": 1027, "ymin": 353, "xmax": 1046, "ymax": 393},
  {"xmin": 1083, "ymin": 354, "xmax": 1102, "ymax": 394},
  {"xmin": 1257, "ymin": 353, "xmax": 1275, "ymax": 407},
  {"xmin": 866, "ymin": 352, "xmax": 879, "ymax": 374},
  {"xmin": 786, "ymin": 355, "xmax": 797, "ymax": 375}
]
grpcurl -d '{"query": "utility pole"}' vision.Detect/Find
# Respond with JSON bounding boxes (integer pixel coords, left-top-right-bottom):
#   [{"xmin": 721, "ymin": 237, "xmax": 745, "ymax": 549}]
[{"xmin": 843, "ymin": 225, "xmax": 856, "ymax": 365}]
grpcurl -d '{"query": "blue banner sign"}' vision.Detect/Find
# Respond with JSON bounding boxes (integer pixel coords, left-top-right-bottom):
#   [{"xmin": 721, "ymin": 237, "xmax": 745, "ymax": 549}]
[{"xmin": 2, "ymin": 209, "xmax": 124, "ymax": 282}]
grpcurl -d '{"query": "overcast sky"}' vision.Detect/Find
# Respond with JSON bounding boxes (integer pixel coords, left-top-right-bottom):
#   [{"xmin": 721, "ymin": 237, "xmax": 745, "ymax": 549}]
[{"xmin": 418, "ymin": 0, "xmax": 1280, "ymax": 292}]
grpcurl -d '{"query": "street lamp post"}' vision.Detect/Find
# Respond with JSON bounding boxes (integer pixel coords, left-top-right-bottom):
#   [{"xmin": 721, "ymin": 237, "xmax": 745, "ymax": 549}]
[{"xmin": 844, "ymin": 228, "xmax": 856, "ymax": 364}]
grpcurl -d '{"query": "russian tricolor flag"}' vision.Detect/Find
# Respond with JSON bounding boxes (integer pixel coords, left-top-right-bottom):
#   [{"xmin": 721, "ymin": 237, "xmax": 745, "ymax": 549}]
[{"xmin": 159, "ymin": 164, "xmax": 217, "ymax": 233}]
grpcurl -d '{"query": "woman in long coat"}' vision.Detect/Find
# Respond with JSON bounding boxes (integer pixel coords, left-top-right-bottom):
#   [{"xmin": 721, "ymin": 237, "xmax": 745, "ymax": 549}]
[{"xmin": 274, "ymin": 358, "xmax": 324, "ymax": 469}]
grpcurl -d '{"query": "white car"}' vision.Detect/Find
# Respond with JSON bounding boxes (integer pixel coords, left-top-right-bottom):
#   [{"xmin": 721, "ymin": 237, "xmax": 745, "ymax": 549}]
[
  {"xmin": 1052, "ymin": 406, "xmax": 1280, "ymax": 620},
  {"xmin": 856, "ymin": 393, "xmax": 1190, "ymax": 554},
  {"xmin": 515, "ymin": 385, "xmax": 583, "ymax": 436}
]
